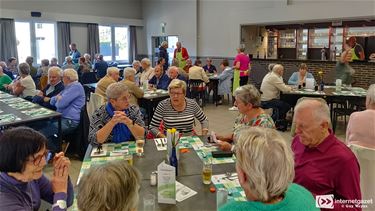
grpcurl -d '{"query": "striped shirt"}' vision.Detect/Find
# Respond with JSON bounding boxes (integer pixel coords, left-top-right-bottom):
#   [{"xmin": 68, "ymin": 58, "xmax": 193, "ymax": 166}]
[{"xmin": 150, "ymin": 98, "xmax": 209, "ymax": 136}]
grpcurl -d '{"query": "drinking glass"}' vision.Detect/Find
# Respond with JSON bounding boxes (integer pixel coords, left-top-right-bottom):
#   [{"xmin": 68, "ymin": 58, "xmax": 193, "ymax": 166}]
[
  {"xmin": 143, "ymin": 194, "xmax": 155, "ymax": 211},
  {"xmin": 124, "ymin": 154, "xmax": 133, "ymax": 166},
  {"xmin": 217, "ymin": 188, "xmax": 229, "ymax": 209},
  {"xmin": 202, "ymin": 160, "xmax": 212, "ymax": 185},
  {"xmin": 136, "ymin": 138, "xmax": 145, "ymax": 157}
]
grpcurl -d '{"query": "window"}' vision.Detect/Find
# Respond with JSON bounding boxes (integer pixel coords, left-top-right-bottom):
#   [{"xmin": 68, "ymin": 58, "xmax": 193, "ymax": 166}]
[
  {"xmin": 99, "ymin": 25, "xmax": 129, "ymax": 62},
  {"xmin": 15, "ymin": 22, "xmax": 31, "ymax": 63},
  {"xmin": 15, "ymin": 21, "xmax": 57, "ymax": 64}
]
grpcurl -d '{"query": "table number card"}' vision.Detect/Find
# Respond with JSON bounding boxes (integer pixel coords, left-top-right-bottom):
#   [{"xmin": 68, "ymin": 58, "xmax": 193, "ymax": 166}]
[{"xmin": 157, "ymin": 162, "xmax": 176, "ymax": 204}]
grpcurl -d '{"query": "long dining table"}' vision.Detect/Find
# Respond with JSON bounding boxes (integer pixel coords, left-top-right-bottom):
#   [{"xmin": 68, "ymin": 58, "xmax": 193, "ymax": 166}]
[{"xmin": 72, "ymin": 136, "xmax": 237, "ymax": 211}]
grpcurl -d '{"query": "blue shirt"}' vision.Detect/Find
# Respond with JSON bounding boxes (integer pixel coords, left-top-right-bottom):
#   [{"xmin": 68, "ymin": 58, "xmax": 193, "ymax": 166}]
[
  {"xmin": 50, "ymin": 81, "xmax": 85, "ymax": 123},
  {"xmin": 149, "ymin": 73, "xmax": 170, "ymax": 90},
  {"xmin": 94, "ymin": 61, "xmax": 109, "ymax": 79},
  {"xmin": 69, "ymin": 50, "xmax": 81, "ymax": 63},
  {"xmin": 287, "ymin": 72, "xmax": 315, "ymax": 85},
  {"xmin": 203, "ymin": 64, "xmax": 217, "ymax": 73}
]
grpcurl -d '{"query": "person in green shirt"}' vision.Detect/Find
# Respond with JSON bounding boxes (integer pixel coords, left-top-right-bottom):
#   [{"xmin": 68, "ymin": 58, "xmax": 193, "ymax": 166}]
[
  {"xmin": 0, "ymin": 66, "xmax": 12, "ymax": 92},
  {"xmin": 219, "ymin": 127, "xmax": 318, "ymax": 211}
]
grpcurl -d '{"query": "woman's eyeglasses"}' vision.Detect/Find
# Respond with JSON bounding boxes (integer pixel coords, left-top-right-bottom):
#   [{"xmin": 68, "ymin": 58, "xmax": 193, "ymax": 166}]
[{"xmin": 29, "ymin": 150, "xmax": 54, "ymax": 166}]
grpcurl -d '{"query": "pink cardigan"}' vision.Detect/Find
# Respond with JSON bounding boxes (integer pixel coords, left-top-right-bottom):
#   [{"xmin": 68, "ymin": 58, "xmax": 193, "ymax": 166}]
[{"xmin": 346, "ymin": 109, "xmax": 375, "ymax": 149}]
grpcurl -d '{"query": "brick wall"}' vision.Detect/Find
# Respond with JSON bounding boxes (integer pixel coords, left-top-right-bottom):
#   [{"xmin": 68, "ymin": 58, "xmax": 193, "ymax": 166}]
[{"xmin": 252, "ymin": 59, "xmax": 375, "ymax": 89}]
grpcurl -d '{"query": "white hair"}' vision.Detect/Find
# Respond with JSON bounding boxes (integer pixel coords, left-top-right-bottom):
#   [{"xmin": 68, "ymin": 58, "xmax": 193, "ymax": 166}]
[
  {"xmin": 106, "ymin": 67, "xmax": 119, "ymax": 76},
  {"xmin": 236, "ymin": 127, "xmax": 294, "ymax": 202},
  {"xmin": 367, "ymin": 84, "xmax": 375, "ymax": 107},
  {"xmin": 48, "ymin": 66, "xmax": 62, "ymax": 77},
  {"xmin": 272, "ymin": 64, "xmax": 284, "ymax": 74},
  {"xmin": 141, "ymin": 58, "xmax": 151, "ymax": 67},
  {"xmin": 63, "ymin": 68, "xmax": 79, "ymax": 81},
  {"xmin": 132, "ymin": 60, "xmax": 140, "ymax": 66},
  {"xmin": 124, "ymin": 67, "xmax": 136, "ymax": 78},
  {"xmin": 106, "ymin": 82, "xmax": 129, "ymax": 100},
  {"xmin": 294, "ymin": 99, "xmax": 331, "ymax": 124}
]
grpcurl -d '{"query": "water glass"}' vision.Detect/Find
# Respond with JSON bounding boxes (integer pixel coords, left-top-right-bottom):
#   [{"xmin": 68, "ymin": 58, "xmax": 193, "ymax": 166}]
[
  {"xmin": 124, "ymin": 154, "xmax": 133, "ymax": 166},
  {"xmin": 143, "ymin": 194, "xmax": 155, "ymax": 211}
]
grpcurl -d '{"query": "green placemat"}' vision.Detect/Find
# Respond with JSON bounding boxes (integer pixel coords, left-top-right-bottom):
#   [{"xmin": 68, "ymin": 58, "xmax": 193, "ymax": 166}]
[
  {"xmin": 0, "ymin": 113, "xmax": 21, "ymax": 124},
  {"xmin": 212, "ymin": 173, "xmax": 246, "ymax": 202}
]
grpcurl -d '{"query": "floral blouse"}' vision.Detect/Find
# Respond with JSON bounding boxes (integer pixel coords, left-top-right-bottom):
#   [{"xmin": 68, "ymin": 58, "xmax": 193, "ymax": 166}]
[{"xmin": 233, "ymin": 113, "xmax": 275, "ymax": 140}]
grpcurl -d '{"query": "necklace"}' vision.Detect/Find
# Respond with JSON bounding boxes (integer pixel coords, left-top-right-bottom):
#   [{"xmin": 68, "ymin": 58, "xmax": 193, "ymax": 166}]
[{"xmin": 0, "ymin": 174, "xmax": 33, "ymax": 210}]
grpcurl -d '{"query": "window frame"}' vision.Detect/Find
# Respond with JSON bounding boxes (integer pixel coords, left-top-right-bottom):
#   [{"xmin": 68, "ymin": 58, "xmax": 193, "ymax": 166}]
[
  {"xmin": 15, "ymin": 20, "xmax": 58, "ymax": 66},
  {"xmin": 99, "ymin": 25, "xmax": 129, "ymax": 63}
]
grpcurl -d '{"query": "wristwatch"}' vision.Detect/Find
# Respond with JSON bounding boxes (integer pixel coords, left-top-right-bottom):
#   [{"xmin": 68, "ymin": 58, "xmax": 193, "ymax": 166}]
[{"xmin": 52, "ymin": 200, "xmax": 67, "ymax": 209}]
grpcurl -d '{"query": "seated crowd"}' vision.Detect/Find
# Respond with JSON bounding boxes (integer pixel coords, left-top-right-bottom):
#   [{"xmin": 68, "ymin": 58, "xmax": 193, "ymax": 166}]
[{"xmin": 0, "ymin": 40, "xmax": 371, "ymax": 211}]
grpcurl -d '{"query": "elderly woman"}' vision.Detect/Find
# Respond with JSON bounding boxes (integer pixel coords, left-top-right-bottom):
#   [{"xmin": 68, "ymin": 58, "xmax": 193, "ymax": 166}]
[
  {"xmin": 233, "ymin": 45, "xmax": 251, "ymax": 87},
  {"xmin": 77, "ymin": 160, "xmax": 140, "ymax": 211},
  {"xmin": 32, "ymin": 67, "xmax": 64, "ymax": 110},
  {"xmin": 149, "ymin": 65, "xmax": 170, "ymax": 90},
  {"xmin": 122, "ymin": 67, "xmax": 144, "ymax": 106},
  {"xmin": 203, "ymin": 58, "xmax": 217, "ymax": 74},
  {"xmin": 219, "ymin": 127, "xmax": 317, "ymax": 211},
  {"xmin": 0, "ymin": 127, "xmax": 74, "ymax": 210},
  {"xmin": 150, "ymin": 79, "xmax": 209, "ymax": 137},
  {"xmin": 77, "ymin": 57, "xmax": 91, "ymax": 76},
  {"xmin": 132, "ymin": 60, "xmax": 142, "ymax": 86},
  {"xmin": 50, "ymin": 57, "xmax": 61, "ymax": 68},
  {"xmin": 62, "ymin": 56, "xmax": 78, "ymax": 71},
  {"xmin": 37, "ymin": 69, "xmax": 85, "ymax": 152},
  {"xmin": 288, "ymin": 63, "xmax": 315, "ymax": 86},
  {"xmin": 89, "ymin": 82, "xmax": 145, "ymax": 144},
  {"xmin": 6, "ymin": 62, "xmax": 38, "ymax": 100},
  {"xmin": 346, "ymin": 84, "xmax": 375, "ymax": 149},
  {"xmin": 0, "ymin": 65, "xmax": 12, "ymax": 92},
  {"xmin": 217, "ymin": 84, "xmax": 274, "ymax": 151},
  {"xmin": 217, "ymin": 59, "xmax": 233, "ymax": 104},
  {"xmin": 140, "ymin": 58, "xmax": 154, "ymax": 84}
]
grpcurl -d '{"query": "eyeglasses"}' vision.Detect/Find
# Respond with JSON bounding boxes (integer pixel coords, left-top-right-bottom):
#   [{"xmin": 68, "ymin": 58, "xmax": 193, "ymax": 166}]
[
  {"xmin": 28, "ymin": 150, "xmax": 53, "ymax": 166},
  {"xmin": 117, "ymin": 94, "xmax": 131, "ymax": 102},
  {"xmin": 170, "ymin": 92, "xmax": 184, "ymax": 96}
]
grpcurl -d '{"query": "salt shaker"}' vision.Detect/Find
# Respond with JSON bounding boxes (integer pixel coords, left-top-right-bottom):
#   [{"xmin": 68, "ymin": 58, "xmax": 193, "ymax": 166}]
[{"xmin": 150, "ymin": 171, "xmax": 157, "ymax": 186}]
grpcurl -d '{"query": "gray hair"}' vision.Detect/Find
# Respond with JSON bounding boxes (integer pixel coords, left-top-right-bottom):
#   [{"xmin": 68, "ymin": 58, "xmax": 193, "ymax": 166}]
[
  {"xmin": 106, "ymin": 67, "xmax": 119, "ymax": 76},
  {"xmin": 272, "ymin": 64, "xmax": 284, "ymax": 75},
  {"xmin": 268, "ymin": 63, "xmax": 276, "ymax": 72},
  {"xmin": 48, "ymin": 66, "xmax": 62, "ymax": 77},
  {"xmin": 294, "ymin": 99, "xmax": 331, "ymax": 124},
  {"xmin": 234, "ymin": 84, "xmax": 261, "ymax": 108},
  {"xmin": 18, "ymin": 63, "xmax": 30, "ymax": 75},
  {"xmin": 168, "ymin": 79, "xmax": 187, "ymax": 94},
  {"xmin": 65, "ymin": 56, "xmax": 72, "ymax": 62},
  {"xmin": 124, "ymin": 67, "xmax": 136, "ymax": 78},
  {"xmin": 238, "ymin": 44, "xmax": 246, "ymax": 52},
  {"xmin": 106, "ymin": 82, "xmax": 129, "ymax": 100},
  {"xmin": 236, "ymin": 127, "xmax": 294, "ymax": 202},
  {"xmin": 141, "ymin": 58, "xmax": 151, "ymax": 67},
  {"xmin": 132, "ymin": 60, "xmax": 140, "ymax": 66},
  {"xmin": 77, "ymin": 160, "xmax": 141, "ymax": 211},
  {"xmin": 63, "ymin": 68, "xmax": 78, "ymax": 81},
  {"xmin": 0, "ymin": 61, "xmax": 7, "ymax": 68},
  {"xmin": 366, "ymin": 84, "xmax": 375, "ymax": 107},
  {"xmin": 41, "ymin": 59, "xmax": 49, "ymax": 67}
]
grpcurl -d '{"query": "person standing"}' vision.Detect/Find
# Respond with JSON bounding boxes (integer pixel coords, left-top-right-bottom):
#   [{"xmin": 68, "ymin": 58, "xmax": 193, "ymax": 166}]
[
  {"xmin": 159, "ymin": 41, "xmax": 169, "ymax": 71},
  {"xmin": 69, "ymin": 43, "xmax": 81, "ymax": 64},
  {"xmin": 347, "ymin": 36, "xmax": 365, "ymax": 61},
  {"xmin": 173, "ymin": 42, "xmax": 189, "ymax": 69},
  {"xmin": 233, "ymin": 45, "xmax": 250, "ymax": 87}
]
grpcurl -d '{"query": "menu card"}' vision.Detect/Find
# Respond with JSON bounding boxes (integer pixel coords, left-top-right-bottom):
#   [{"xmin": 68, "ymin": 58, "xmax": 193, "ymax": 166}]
[{"xmin": 157, "ymin": 162, "xmax": 176, "ymax": 204}]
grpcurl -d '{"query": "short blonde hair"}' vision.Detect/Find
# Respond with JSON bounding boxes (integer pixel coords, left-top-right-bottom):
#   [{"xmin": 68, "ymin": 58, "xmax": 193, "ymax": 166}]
[
  {"xmin": 168, "ymin": 79, "xmax": 187, "ymax": 94},
  {"xmin": 106, "ymin": 67, "xmax": 119, "ymax": 76},
  {"xmin": 63, "ymin": 68, "xmax": 78, "ymax": 81},
  {"xmin": 234, "ymin": 84, "xmax": 261, "ymax": 107},
  {"xmin": 77, "ymin": 160, "xmax": 141, "ymax": 211},
  {"xmin": 141, "ymin": 58, "xmax": 151, "ymax": 67},
  {"xmin": 48, "ymin": 66, "xmax": 62, "ymax": 77},
  {"xmin": 236, "ymin": 127, "xmax": 294, "ymax": 202}
]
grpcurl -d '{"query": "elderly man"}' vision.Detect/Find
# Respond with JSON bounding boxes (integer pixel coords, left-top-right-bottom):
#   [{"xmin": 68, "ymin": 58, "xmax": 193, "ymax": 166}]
[
  {"xmin": 260, "ymin": 64, "xmax": 291, "ymax": 131},
  {"xmin": 174, "ymin": 42, "xmax": 189, "ymax": 69},
  {"xmin": 69, "ymin": 43, "xmax": 81, "ymax": 63},
  {"xmin": 94, "ymin": 54, "xmax": 109, "ymax": 79},
  {"xmin": 32, "ymin": 66, "xmax": 64, "ymax": 110},
  {"xmin": 95, "ymin": 67, "xmax": 120, "ymax": 100},
  {"xmin": 168, "ymin": 66, "xmax": 186, "ymax": 82},
  {"xmin": 0, "ymin": 61, "xmax": 15, "ymax": 79},
  {"xmin": 149, "ymin": 65, "xmax": 170, "ymax": 90},
  {"xmin": 188, "ymin": 59, "xmax": 209, "ymax": 83},
  {"xmin": 38, "ymin": 68, "xmax": 85, "ymax": 152},
  {"xmin": 292, "ymin": 99, "xmax": 361, "ymax": 210},
  {"xmin": 122, "ymin": 67, "xmax": 144, "ymax": 106},
  {"xmin": 159, "ymin": 41, "xmax": 169, "ymax": 71}
]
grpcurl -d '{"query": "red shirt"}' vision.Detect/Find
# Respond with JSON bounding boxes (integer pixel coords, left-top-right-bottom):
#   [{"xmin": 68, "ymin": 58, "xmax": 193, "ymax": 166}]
[{"xmin": 292, "ymin": 130, "xmax": 361, "ymax": 211}]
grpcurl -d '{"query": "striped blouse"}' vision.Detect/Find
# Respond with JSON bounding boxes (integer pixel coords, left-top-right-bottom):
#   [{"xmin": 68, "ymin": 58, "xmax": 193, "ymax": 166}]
[{"xmin": 150, "ymin": 98, "xmax": 209, "ymax": 136}]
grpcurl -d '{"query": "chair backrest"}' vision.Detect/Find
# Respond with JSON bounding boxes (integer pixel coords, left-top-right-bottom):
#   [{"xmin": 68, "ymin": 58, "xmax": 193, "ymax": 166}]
[
  {"xmin": 80, "ymin": 72, "xmax": 98, "ymax": 84},
  {"xmin": 188, "ymin": 79, "xmax": 206, "ymax": 92},
  {"xmin": 87, "ymin": 93, "xmax": 105, "ymax": 118},
  {"xmin": 349, "ymin": 144, "xmax": 375, "ymax": 209}
]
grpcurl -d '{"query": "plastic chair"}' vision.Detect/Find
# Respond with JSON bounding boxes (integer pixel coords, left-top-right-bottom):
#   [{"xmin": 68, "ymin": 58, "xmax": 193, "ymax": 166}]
[{"xmin": 349, "ymin": 144, "xmax": 375, "ymax": 209}]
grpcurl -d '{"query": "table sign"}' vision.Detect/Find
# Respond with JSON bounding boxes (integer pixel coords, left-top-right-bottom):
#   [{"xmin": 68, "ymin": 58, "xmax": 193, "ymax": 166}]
[{"xmin": 157, "ymin": 162, "xmax": 176, "ymax": 204}]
